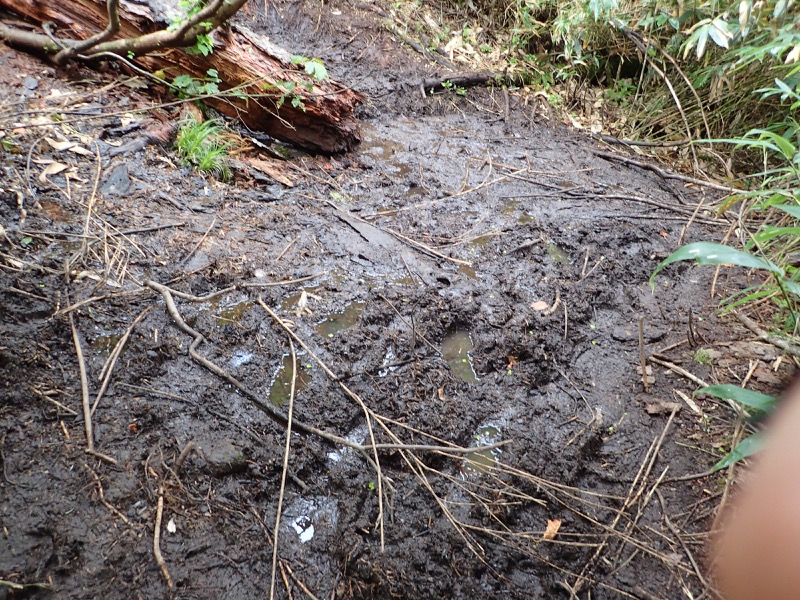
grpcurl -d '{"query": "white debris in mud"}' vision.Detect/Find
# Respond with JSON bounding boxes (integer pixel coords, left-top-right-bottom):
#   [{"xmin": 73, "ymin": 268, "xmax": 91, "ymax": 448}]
[
  {"xmin": 327, "ymin": 425, "xmax": 368, "ymax": 463},
  {"xmin": 378, "ymin": 346, "xmax": 398, "ymax": 377},
  {"xmin": 284, "ymin": 496, "xmax": 339, "ymax": 544},
  {"xmin": 230, "ymin": 349, "xmax": 253, "ymax": 367}
]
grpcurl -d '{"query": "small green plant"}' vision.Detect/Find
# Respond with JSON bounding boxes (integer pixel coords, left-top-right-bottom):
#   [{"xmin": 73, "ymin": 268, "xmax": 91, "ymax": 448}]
[
  {"xmin": 440, "ymin": 79, "xmax": 467, "ymax": 96},
  {"xmin": 171, "ymin": 69, "xmax": 221, "ymax": 99},
  {"xmin": 175, "ymin": 118, "xmax": 231, "ymax": 181},
  {"xmin": 693, "ymin": 348, "xmax": 713, "ymax": 365},
  {"xmin": 695, "ymin": 384, "xmax": 777, "ymax": 471},
  {"xmin": 265, "ymin": 56, "xmax": 329, "ymax": 111}
]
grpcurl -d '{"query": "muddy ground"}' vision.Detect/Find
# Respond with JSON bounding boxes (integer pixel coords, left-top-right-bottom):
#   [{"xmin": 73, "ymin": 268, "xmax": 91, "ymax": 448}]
[{"xmin": 1, "ymin": 1, "xmax": 795, "ymax": 599}]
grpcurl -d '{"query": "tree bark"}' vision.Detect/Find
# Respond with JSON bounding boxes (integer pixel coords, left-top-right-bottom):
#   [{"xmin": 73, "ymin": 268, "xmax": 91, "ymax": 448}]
[{"xmin": 0, "ymin": 0, "xmax": 363, "ymax": 153}]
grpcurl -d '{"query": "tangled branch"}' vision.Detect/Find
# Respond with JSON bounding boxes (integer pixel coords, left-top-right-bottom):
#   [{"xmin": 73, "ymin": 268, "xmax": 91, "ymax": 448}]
[{"xmin": 0, "ymin": 0, "xmax": 248, "ymax": 65}]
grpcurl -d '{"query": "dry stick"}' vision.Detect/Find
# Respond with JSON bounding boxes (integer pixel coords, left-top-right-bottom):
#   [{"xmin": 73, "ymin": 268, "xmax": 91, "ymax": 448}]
[
  {"xmin": 284, "ymin": 564, "xmax": 322, "ymax": 600},
  {"xmin": 174, "ymin": 440, "xmax": 196, "ymax": 476},
  {"xmin": 384, "ymin": 227, "xmax": 472, "ymax": 266},
  {"xmin": 84, "ymin": 464, "xmax": 132, "ymax": 526},
  {"xmin": 257, "ymin": 299, "xmax": 387, "ymax": 551},
  {"xmin": 360, "ymin": 168, "xmax": 521, "ymax": 218},
  {"xmin": 648, "ymin": 356, "xmax": 709, "ymax": 388},
  {"xmin": 735, "ymin": 311, "xmax": 800, "ymax": 357},
  {"xmin": 655, "ymin": 489, "xmax": 710, "ymax": 591},
  {"xmin": 92, "ymin": 306, "xmax": 152, "ymax": 415},
  {"xmin": 270, "ymin": 339, "xmax": 297, "ymax": 600},
  {"xmin": 711, "ymin": 421, "xmax": 746, "ymax": 537},
  {"xmin": 592, "ymin": 151, "xmax": 738, "ymax": 195},
  {"xmin": 677, "ymin": 193, "xmax": 708, "ymax": 247},
  {"xmin": 70, "ymin": 313, "xmax": 94, "ymax": 453},
  {"xmin": 542, "ymin": 288, "xmax": 561, "ymax": 317},
  {"xmin": 639, "ymin": 317, "xmax": 649, "ymax": 393},
  {"xmin": 274, "ymin": 236, "xmax": 299, "ymax": 263},
  {"xmin": 31, "ymin": 386, "xmax": 78, "ymax": 416},
  {"xmin": 278, "ymin": 561, "xmax": 294, "ymax": 600},
  {"xmin": 180, "ymin": 217, "xmax": 216, "ymax": 266},
  {"xmin": 54, "ymin": 289, "xmax": 146, "ymax": 318},
  {"xmin": 377, "ymin": 293, "xmax": 439, "ymax": 354},
  {"xmin": 145, "ymin": 280, "xmax": 351, "ymax": 447},
  {"xmin": 154, "ymin": 489, "xmax": 174, "ymax": 590}
]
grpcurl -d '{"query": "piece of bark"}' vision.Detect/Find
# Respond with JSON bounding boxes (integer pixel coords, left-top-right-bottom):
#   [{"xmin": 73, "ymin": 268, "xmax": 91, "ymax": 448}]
[{"xmin": 0, "ymin": 0, "xmax": 362, "ymax": 153}]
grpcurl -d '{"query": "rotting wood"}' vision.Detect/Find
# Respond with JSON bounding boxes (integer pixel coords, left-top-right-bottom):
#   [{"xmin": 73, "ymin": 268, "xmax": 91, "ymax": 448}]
[{"xmin": 0, "ymin": 0, "xmax": 363, "ymax": 152}]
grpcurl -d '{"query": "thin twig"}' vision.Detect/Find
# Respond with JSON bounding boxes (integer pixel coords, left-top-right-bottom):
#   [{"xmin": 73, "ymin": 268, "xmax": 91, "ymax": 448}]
[
  {"xmin": 70, "ymin": 313, "xmax": 94, "ymax": 453},
  {"xmin": 154, "ymin": 490, "xmax": 174, "ymax": 590},
  {"xmin": 270, "ymin": 339, "xmax": 297, "ymax": 600},
  {"xmin": 85, "ymin": 464, "xmax": 132, "ymax": 526},
  {"xmin": 93, "ymin": 306, "xmax": 152, "ymax": 415}
]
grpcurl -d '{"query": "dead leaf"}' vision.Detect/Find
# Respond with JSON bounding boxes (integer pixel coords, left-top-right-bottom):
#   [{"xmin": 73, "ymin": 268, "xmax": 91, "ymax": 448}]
[
  {"xmin": 243, "ymin": 157, "xmax": 295, "ymax": 187},
  {"xmin": 673, "ymin": 389, "xmax": 702, "ymax": 416},
  {"xmin": 45, "ymin": 137, "xmax": 76, "ymax": 152},
  {"xmin": 39, "ymin": 161, "xmax": 69, "ymax": 183},
  {"xmin": 531, "ymin": 300, "xmax": 549, "ymax": 311},
  {"xmin": 506, "ymin": 355, "xmax": 518, "ymax": 370},
  {"xmin": 543, "ymin": 519, "xmax": 562, "ymax": 540},
  {"xmin": 69, "ymin": 145, "xmax": 94, "ymax": 157},
  {"xmin": 437, "ymin": 386, "xmax": 446, "ymax": 401},
  {"xmin": 645, "ymin": 400, "xmax": 681, "ymax": 415}
]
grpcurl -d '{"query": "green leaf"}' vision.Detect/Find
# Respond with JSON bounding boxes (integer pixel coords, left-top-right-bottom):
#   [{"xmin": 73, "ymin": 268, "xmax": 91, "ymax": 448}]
[
  {"xmin": 172, "ymin": 74, "xmax": 193, "ymax": 88},
  {"xmin": 20, "ymin": 236, "xmax": 33, "ymax": 245},
  {"xmin": 754, "ymin": 226, "xmax": 800, "ymax": 245},
  {"xmin": 650, "ymin": 242, "xmax": 783, "ymax": 288},
  {"xmin": 697, "ymin": 384, "xmax": 777, "ymax": 411},
  {"xmin": 711, "ymin": 432, "xmax": 765, "ymax": 472},
  {"xmin": 304, "ymin": 60, "xmax": 328, "ymax": 81}
]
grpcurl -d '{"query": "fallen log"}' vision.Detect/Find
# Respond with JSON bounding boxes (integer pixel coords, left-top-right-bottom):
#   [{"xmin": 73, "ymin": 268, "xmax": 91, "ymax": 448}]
[{"xmin": 0, "ymin": 0, "xmax": 363, "ymax": 153}]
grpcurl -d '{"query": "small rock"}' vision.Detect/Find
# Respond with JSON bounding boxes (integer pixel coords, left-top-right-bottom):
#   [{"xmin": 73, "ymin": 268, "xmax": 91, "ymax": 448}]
[
  {"xmin": 200, "ymin": 438, "xmax": 248, "ymax": 477},
  {"xmin": 23, "ymin": 77, "xmax": 39, "ymax": 90},
  {"xmin": 100, "ymin": 164, "xmax": 131, "ymax": 196},
  {"xmin": 611, "ymin": 324, "xmax": 667, "ymax": 343}
]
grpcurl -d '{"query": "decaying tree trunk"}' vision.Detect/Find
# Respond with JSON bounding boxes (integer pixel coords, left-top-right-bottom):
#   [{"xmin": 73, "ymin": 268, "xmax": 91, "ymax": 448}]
[{"xmin": 0, "ymin": 0, "xmax": 363, "ymax": 153}]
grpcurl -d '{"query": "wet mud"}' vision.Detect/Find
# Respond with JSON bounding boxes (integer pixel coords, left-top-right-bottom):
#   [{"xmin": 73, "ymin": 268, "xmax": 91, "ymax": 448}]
[{"xmin": 1, "ymin": 2, "xmax": 795, "ymax": 599}]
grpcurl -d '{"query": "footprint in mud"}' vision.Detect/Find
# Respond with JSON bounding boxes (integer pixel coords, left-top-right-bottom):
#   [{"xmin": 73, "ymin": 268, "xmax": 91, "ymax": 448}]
[{"xmin": 442, "ymin": 327, "xmax": 478, "ymax": 383}]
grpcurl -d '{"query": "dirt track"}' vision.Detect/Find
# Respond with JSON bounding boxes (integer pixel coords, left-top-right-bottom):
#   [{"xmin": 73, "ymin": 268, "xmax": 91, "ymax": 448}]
[{"xmin": 1, "ymin": 2, "xmax": 795, "ymax": 598}]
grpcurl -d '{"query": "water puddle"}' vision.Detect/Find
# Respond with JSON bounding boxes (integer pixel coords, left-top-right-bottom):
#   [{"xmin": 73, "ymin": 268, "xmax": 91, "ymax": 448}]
[
  {"xmin": 501, "ymin": 199, "xmax": 520, "ymax": 214},
  {"xmin": 469, "ymin": 235, "xmax": 493, "ymax": 250},
  {"xmin": 269, "ymin": 355, "xmax": 312, "ymax": 406},
  {"xmin": 316, "ymin": 301, "xmax": 365, "ymax": 338},
  {"xmin": 546, "ymin": 242, "xmax": 571, "ymax": 265},
  {"xmin": 463, "ymin": 423, "xmax": 504, "ymax": 475},
  {"xmin": 458, "ymin": 264, "xmax": 479, "ymax": 280},
  {"xmin": 92, "ymin": 333, "xmax": 122, "ymax": 356},
  {"xmin": 284, "ymin": 496, "xmax": 339, "ymax": 544},
  {"xmin": 359, "ymin": 125, "xmax": 411, "ymax": 176},
  {"xmin": 211, "ymin": 299, "xmax": 251, "ymax": 326},
  {"xmin": 280, "ymin": 288, "xmax": 323, "ymax": 314},
  {"xmin": 442, "ymin": 328, "xmax": 478, "ymax": 383}
]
